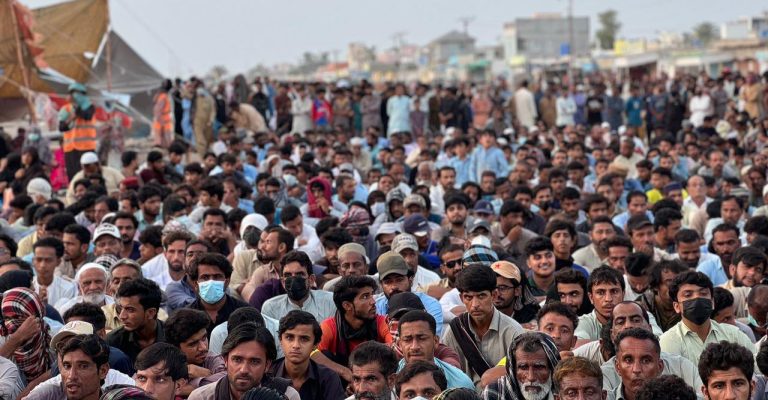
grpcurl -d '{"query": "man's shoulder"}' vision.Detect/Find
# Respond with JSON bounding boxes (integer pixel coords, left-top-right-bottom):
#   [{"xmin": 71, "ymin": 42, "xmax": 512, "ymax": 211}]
[
  {"xmin": 496, "ymin": 311, "xmax": 524, "ymax": 333},
  {"xmin": 188, "ymin": 381, "xmax": 217, "ymax": 399},
  {"xmin": 312, "ymin": 289, "xmax": 334, "ymax": 301},
  {"xmin": 25, "ymin": 382, "xmax": 64, "ymax": 400},
  {"xmin": 262, "ymin": 294, "xmax": 287, "ymax": 308}
]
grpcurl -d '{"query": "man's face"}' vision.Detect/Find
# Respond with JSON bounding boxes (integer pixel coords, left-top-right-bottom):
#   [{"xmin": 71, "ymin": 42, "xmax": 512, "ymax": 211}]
[
  {"xmin": 677, "ymin": 241, "xmax": 701, "ymax": 268},
  {"xmin": 550, "ymin": 177, "xmax": 566, "ymax": 195},
  {"xmin": 561, "ymin": 198, "xmax": 580, "ymax": 218},
  {"xmin": 109, "ymin": 265, "xmax": 139, "ymax": 296},
  {"xmin": 591, "ymin": 223, "xmax": 616, "ymax": 253},
  {"xmin": 630, "ymin": 226, "xmax": 655, "ymax": 255},
  {"xmin": 703, "ymin": 367, "xmax": 754, "ymax": 400},
  {"xmin": 501, "ymin": 212, "xmax": 524, "ymax": 234},
  {"xmin": 627, "ymin": 197, "xmax": 647, "ymax": 217},
  {"xmin": 165, "ymin": 240, "xmax": 187, "ymax": 274},
  {"xmin": 550, "ymin": 230, "xmax": 574, "ymax": 257},
  {"xmin": 587, "ymin": 203, "xmax": 609, "ymax": 221},
  {"xmin": 730, "ymin": 261, "xmax": 764, "ymax": 287},
  {"xmin": 710, "ymin": 151, "xmax": 725, "ymax": 172},
  {"xmin": 348, "ymin": 287, "xmax": 377, "ymax": 321},
  {"xmin": 626, "ymin": 272, "xmax": 650, "ymax": 295},
  {"xmin": 135, "ymin": 361, "xmax": 182, "ymax": 400},
  {"xmin": 257, "ymin": 231, "xmax": 281, "ymax": 263},
  {"xmin": 557, "ymin": 283, "xmax": 585, "ymax": 313},
  {"xmin": 439, "ymin": 250, "xmax": 464, "ymax": 284},
  {"xmin": 185, "ymin": 243, "xmax": 208, "ymax": 269},
  {"xmin": 666, "ymin": 189, "xmax": 684, "ymax": 206},
  {"xmin": 181, "ymin": 328, "xmax": 210, "ymax": 366},
  {"xmin": 534, "ymin": 189, "xmax": 552, "ymax": 208},
  {"xmin": 494, "ymin": 276, "xmax": 521, "ymax": 311},
  {"xmin": 539, "ymin": 312, "xmax": 576, "ymax": 352},
  {"xmin": 721, "ymin": 199, "xmax": 742, "ymax": 225},
  {"xmin": 515, "ymin": 348, "xmax": 553, "ymax": 400},
  {"xmin": 381, "ymin": 274, "xmax": 411, "ymax": 298},
  {"xmin": 282, "ymin": 216, "xmax": 303, "ymax": 239},
  {"xmin": 93, "ymin": 202, "xmax": 110, "ymax": 225},
  {"xmin": 117, "ymin": 295, "xmax": 151, "ymax": 332},
  {"xmin": 339, "ymin": 252, "xmax": 367, "ymax": 277},
  {"xmin": 557, "ymin": 373, "xmax": 604, "ymax": 400},
  {"xmin": 588, "ymin": 282, "xmax": 623, "ymax": 320},
  {"xmin": 528, "ymin": 250, "xmax": 556, "ymax": 279},
  {"xmin": 672, "ymin": 283, "xmax": 713, "ymax": 317},
  {"xmin": 114, "ymin": 218, "xmax": 137, "ymax": 245},
  {"xmin": 610, "ymin": 303, "xmax": 652, "ymax": 343},
  {"xmin": 33, "ymin": 246, "xmax": 59, "ymax": 282},
  {"xmin": 60, "ymin": 349, "xmax": 109, "ymax": 400},
  {"xmin": 461, "ymin": 289, "xmax": 495, "ymax": 326},
  {"xmin": 280, "ymin": 324, "xmax": 315, "ymax": 366},
  {"xmin": 203, "ymin": 216, "xmax": 226, "ymax": 239},
  {"xmin": 389, "ymin": 200, "xmax": 404, "ymax": 220},
  {"xmin": 351, "ymin": 362, "xmax": 393, "ymax": 400},
  {"xmin": 398, "ymin": 372, "xmax": 443, "ymax": 400},
  {"xmin": 439, "ymin": 170, "xmax": 456, "ymax": 189},
  {"xmin": 446, "ymin": 204, "xmax": 468, "ymax": 226},
  {"xmin": 614, "ymin": 338, "xmax": 663, "ymax": 396},
  {"xmin": 94, "ymin": 235, "xmax": 121, "ymax": 257},
  {"xmin": 399, "ymin": 248, "xmax": 419, "ymax": 271},
  {"xmin": 481, "ymin": 175, "xmax": 495, "ymax": 194},
  {"xmin": 79, "ymin": 268, "xmax": 106, "ymax": 297},
  {"xmin": 341, "ymin": 179, "xmax": 356, "ymax": 200},
  {"xmin": 713, "ymin": 231, "xmax": 740, "ymax": 267},
  {"xmin": 656, "ymin": 270, "xmax": 678, "ymax": 305},
  {"xmin": 142, "ymin": 196, "xmax": 162, "ymax": 217},
  {"xmin": 398, "ymin": 320, "xmax": 438, "ymax": 364},
  {"xmin": 225, "ymin": 341, "xmax": 271, "ymax": 395}
]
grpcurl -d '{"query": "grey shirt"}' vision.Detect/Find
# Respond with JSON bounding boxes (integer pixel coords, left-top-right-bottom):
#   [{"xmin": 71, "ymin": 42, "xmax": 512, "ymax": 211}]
[{"xmin": 260, "ymin": 290, "xmax": 336, "ymax": 322}]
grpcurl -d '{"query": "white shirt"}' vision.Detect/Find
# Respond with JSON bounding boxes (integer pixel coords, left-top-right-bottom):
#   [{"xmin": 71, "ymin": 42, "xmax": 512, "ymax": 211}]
[
  {"xmin": 289, "ymin": 224, "xmax": 323, "ymax": 263},
  {"xmin": 33, "ymin": 274, "xmax": 77, "ymax": 308},
  {"xmin": 55, "ymin": 295, "xmax": 114, "ymax": 316},
  {"xmin": 209, "ymin": 317, "xmax": 283, "ymax": 359},
  {"xmin": 439, "ymin": 288, "xmax": 463, "ymax": 322},
  {"xmin": 141, "ymin": 253, "xmax": 174, "ymax": 291},
  {"xmin": 27, "ymin": 369, "xmax": 134, "ymax": 397},
  {"xmin": 413, "ymin": 266, "xmax": 440, "ymax": 292}
]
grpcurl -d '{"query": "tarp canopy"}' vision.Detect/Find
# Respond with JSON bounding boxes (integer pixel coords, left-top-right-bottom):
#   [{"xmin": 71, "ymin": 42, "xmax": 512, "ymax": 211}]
[{"xmin": 0, "ymin": 0, "xmax": 49, "ymax": 98}]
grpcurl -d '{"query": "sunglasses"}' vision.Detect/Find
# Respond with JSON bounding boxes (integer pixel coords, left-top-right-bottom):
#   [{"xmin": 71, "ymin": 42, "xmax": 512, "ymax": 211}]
[{"xmin": 443, "ymin": 258, "xmax": 463, "ymax": 269}]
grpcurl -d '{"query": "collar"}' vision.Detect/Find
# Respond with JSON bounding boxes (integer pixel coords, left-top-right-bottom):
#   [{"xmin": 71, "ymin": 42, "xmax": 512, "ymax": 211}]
[
  {"xmin": 612, "ymin": 383, "xmax": 627, "ymax": 400},
  {"xmin": 275, "ymin": 359, "xmax": 319, "ymax": 382},
  {"xmin": 678, "ymin": 318, "xmax": 717, "ymax": 338}
]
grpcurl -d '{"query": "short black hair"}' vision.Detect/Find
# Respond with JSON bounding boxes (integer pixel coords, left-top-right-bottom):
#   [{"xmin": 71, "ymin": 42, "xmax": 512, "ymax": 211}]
[
  {"xmin": 33, "ymin": 237, "xmax": 64, "ymax": 258},
  {"xmin": 500, "ymin": 200, "xmax": 526, "ymax": 216},
  {"xmin": 544, "ymin": 219, "xmax": 576, "ymax": 239},
  {"xmin": 279, "ymin": 250, "xmax": 313, "ymax": 276},
  {"xmin": 121, "ymin": 151, "xmax": 138, "ymax": 168},
  {"xmin": 398, "ymin": 310, "xmax": 437, "ymax": 336},
  {"xmin": 0, "ymin": 233, "xmax": 17, "ymax": 258},
  {"xmin": 221, "ymin": 322, "xmax": 277, "ymax": 362},
  {"xmin": 45, "ymin": 212, "xmax": 77, "ymax": 234},
  {"xmin": 60, "ymin": 334, "xmax": 110, "ymax": 369},
  {"xmin": 63, "ymin": 223, "xmax": 91, "ymax": 246},
  {"xmin": 443, "ymin": 193, "xmax": 469, "ymax": 210},
  {"xmin": 669, "ymin": 271, "xmax": 713, "ymax": 303},
  {"xmin": 63, "ymin": 302, "xmax": 107, "ymax": 331},
  {"xmin": 227, "ymin": 307, "xmax": 265, "ymax": 331},
  {"xmin": 116, "ymin": 278, "xmax": 162, "ymax": 312},
  {"xmin": 278, "ymin": 310, "xmax": 322, "ymax": 345},
  {"xmin": 582, "ymin": 194, "xmax": 609, "ymax": 213},
  {"xmin": 744, "ymin": 216, "xmax": 768, "ymax": 236},
  {"xmin": 135, "ymin": 342, "xmax": 189, "ymax": 381},
  {"xmin": 675, "ymin": 229, "xmax": 700, "ymax": 244},
  {"xmin": 732, "ymin": 246, "xmax": 767, "ymax": 270},
  {"xmin": 139, "ymin": 225, "xmax": 164, "ymax": 247},
  {"xmin": 526, "ymin": 236, "xmax": 554, "ymax": 257},
  {"xmin": 137, "ymin": 185, "xmax": 163, "ymax": 203},
  {"xmin": 333, "ymin": 275, "xmax": 378, "ymax": 312},
  {"xmin": 199, "ymin": 179, "xmax": 224, "ymax": 201},
  {"xmin": 395, "ymin": 360, "xmax": 447, "ymax": 397},
  {"xmin": 320, "ymin": 227, "xmax": 352, "ymax": 250},
  {"xmin": 165, "ymin": 308, "xmax": 211, "ymax": 347},
  {"xmin": 625, "ymin": 252, "xmax": 654, "ymax": 278},
  {"xmin": 202, "ymin": 207, "xmax": 227, "ymax": 224},
  {"xmin": 189, "ymin": 253, "xmax": 233, "ymax": 281},
  {"xmin": 635, "ymin": 375, "xmax": 697, "ymax": 400},
  {"xmin": 712, "ymin": 287, "xmax": 735, "ymax": 318},
  {"xmin": 349, "ymin": 341, "xmax": 398, "ymax": 377},
  {"xmin": 281, "ymin": 205, "xmax": 301, "ymax": 223},
  {"xmin": 653, "ymin": 208, "xmax": 682, "ymax": 231},
  {"xmin": 588, "ymin": 266, "xmax": 625, "ymax": 293},
  {"xmin": 455, "ymin": 266, "xmax": 497, "ymax": 293},
  {"xmin": 649, "ymin": 260, "xmax": 688, "ymax": 290},
  {"xmin": 537, "ymin": 301, "xmax": 578, "ymax": 330},
  {"xmin": 699, "ymin": 341, "xmax": 754, "ymax": 385},
  {"xmin": 615, "ymin": 327, "xmax": 660, "ymax": 355}
]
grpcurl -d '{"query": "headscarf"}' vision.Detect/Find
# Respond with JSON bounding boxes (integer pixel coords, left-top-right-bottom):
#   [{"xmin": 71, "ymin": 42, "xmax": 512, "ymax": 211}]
[
  {"xmin": 482, "ymin": 332, "xmax": 560, "ymax": 400},
  {"xmin": 0, "ymin": 270, "xmax": 33, "ymax": 293},
  {"xmin": 307, "ymin": 177, "xmax": 333, "ymax": 218},
  {"xmin": 339, "ymin": 204, "xmax": 372, "ymax": 243},
  {"xmin": 100, "ymin": 384, "xmax": 154, "ymax": 400},
  {"xmin": 1, "ymin": 287, "xmax": 51, "ymax": 380},
  {"xmin": 241, "ymin": 386, "xmax": 288, "ymax": 400}
]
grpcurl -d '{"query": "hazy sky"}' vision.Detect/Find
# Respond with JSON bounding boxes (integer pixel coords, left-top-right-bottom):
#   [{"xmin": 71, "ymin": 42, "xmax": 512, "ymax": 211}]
[{"xmin": 23, "ymin": 0, "xmax": 767, "ymax": 77}]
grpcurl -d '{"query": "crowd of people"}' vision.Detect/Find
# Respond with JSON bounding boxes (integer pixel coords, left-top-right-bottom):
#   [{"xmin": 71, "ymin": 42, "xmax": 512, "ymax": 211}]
[{"xmin": 0, "ymin": 66, "xmax": 768, "ymax": 400}]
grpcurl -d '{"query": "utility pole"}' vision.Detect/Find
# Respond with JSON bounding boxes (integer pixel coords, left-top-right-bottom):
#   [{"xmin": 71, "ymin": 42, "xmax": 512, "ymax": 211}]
[
  {"xmin": 458, "ymin": 16, "xmax": 475, "ymax": 35},
  {"xmin": 391, "ymin": 32, "xmax": 407, "ymax": 81},
  {"xmin": 567, "ymin": 0, "xmax": 574, "ymax": 87}
]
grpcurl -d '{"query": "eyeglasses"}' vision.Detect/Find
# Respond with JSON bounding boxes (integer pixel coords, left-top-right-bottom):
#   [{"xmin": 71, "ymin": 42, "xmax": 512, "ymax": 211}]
[
  {"xmin": 443, "ymin": 258, "xmax": 462, "ymax": 269},
  {"xmin": 496, "ymin": 284, "xmax": 518, "ymax": 293}
]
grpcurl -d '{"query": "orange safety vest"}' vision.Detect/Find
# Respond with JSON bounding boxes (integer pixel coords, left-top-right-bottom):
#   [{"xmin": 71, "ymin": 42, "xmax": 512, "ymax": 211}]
[
  {"xmin": 152, "ymin": 92, "xmax": 173, "ymax": 133},
  {"xmin": 61, "ymin": 103, "xmax": 97, "ymax": 152}
]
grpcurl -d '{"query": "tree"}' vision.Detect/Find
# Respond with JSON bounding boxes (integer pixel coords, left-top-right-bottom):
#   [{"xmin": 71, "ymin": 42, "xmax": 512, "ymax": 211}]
[
  {"xmin": 207, "ymin": 65, "xmax": 228, "ymax": 81},
  {"xmin": 692, "ymin": 22, "xmax": 719, "ymax": 46},
  {"xmin": 596, "ymin": 10, "xmax": 621, "ymax": 50}
]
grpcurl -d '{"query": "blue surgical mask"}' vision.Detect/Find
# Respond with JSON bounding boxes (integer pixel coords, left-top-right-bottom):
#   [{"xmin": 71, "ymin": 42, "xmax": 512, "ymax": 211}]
[
  {"xmin": 28, "ymin": 133, "xmax": 40, "ymax": 142},
  {"xmin": 198, "ymin": 280, "xmax": 225, "ymax": 304}
]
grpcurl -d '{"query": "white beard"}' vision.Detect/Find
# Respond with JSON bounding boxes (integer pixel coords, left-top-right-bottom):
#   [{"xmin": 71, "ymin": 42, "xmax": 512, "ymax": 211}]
[
  {"xmin": 520, "ymin": 377, "xmax": 552, "ymax": 400},
  {"xmin": 82, "ymin": 293, "xmax": 106, "ymax": 304}
]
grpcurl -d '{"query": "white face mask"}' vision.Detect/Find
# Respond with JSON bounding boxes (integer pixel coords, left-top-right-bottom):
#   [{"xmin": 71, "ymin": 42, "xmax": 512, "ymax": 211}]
[{"xmin": 371, "ymin": 202, "xmax": 386, "ymax": 218}]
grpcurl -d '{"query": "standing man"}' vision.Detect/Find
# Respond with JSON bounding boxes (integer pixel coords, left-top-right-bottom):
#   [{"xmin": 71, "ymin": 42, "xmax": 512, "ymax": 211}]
[
  {"xmin": 442, "ymin": 266, "xmax": 523, "ymax": 384},
  {"xmin": 261, "ymin": 251, "xmax": 335, "ymax": 322},
  {"xmin": 107, "ymin": 278, "xmax": 164, "ymax": 364},
  {"xmin": 192, "ymin": 82, "xmax": 216, "ymax": 156},
  {"xmin": 188, "ymin": 323, "xmax": 300, "ymax": 400},
  {"xmin": 386, "ymin": 84, "xmax": 411, "ymax": 136},
  {"xmin": 513, "ymin": 80, "xmax": 537, "ymax": 129},
  {"xmin": 59, "ymin": 82, "xmax": 97, "ymax": 180},
  {"xmin": 152, "ymin": 79, "xmax": 174, "ymax": 148}
]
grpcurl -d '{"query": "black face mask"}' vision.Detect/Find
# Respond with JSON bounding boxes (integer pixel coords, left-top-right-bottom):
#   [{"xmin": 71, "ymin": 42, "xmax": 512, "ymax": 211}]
[
  {"xmin": 539, "ymin": 200, "xmax": 551, "ymax": 211},
  {"xmin": 284, "ymin": 276, "xmax": 309, "ymax": 301},
  {"xmin": 682, "ymin": 297, "xmax": 713, "ymax": 325}
]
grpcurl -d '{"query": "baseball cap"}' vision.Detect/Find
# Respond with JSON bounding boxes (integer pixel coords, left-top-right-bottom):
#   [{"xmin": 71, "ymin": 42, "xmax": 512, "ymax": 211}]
[
  {"xmin": 387, "ymin": 292, "xmax": 425, "ymax": 319},
  {"xmin": 490, "ymin": 261, "xmax": 522, "ymax": 284},
  {"xmin": 376, "ymin": 251, "xmax": 410, "ymax": 279},
  {"xmin": 93, "ymin": 223, "xmax": 120, "ymax": 242},
  {"xmin": 339, "ymin": 163, "xmax": 355, "ymax": 174},
  {"xmin": 627, "ymin": 215, "xmax": 653, "ymax": 232},
  {"xmin": 375, "ymin": 222, "xmax": 401, "ymax": 239},
  {"xmin": 338, "ymin": 243, "xmax": 367, "ymax": 258},
  {"xmin": 391, "ymin": 233, "xmax": 418, "ymax": 254},
  {"xmin": 403, "ymin": 194, "xmax": 426, "ymax": 210},
  {"xmin": 80, "ymin": 152, "xmax": 99, "ymax": 165},
  {"xmin": 403, "ymin": 214, "xmax": 430, "ymax": 237},
  {"xmin": 472, "ymin": 200, "xmax": 495, "ymax": 215},
  {"xmin": 469, "ymin": 219, "xmax": 491, "ymax": 235},
  {"xmin": 51, "ymin": 321, "xmax": 94, "ymax": 350}
]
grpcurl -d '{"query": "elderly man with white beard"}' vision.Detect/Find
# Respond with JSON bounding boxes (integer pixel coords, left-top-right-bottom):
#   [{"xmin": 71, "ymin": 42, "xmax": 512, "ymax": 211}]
[
  {"xmin": 483, "ymin": 332, "xmax": 560, "ymax": 400},
  {"xmin": 55, "ymin": 263, "xmax": 113, "ymax": 314}
]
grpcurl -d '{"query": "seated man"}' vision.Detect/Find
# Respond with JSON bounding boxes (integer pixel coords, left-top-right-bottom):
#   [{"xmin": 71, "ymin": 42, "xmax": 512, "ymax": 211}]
[
  {"xmin": 375, "ymin": 251, "xmax": 444, "ymax": 336},
  {"xmin": 164, "ymin": 308, "xmax": 226, "ymax": 395},
  {"xmin": 61, "ymin": 305, "xmax": 133, "ymax": 376},
  {"xmin": 323, "ymin": 243, "xmax": 373, "ymax": 292},
  {"xmin": 209, "ymin": 307, "xmax": 282, "ymax": 359},
  {"xmin": 547, "ymin": 268, "xmax": 594, "ymax": 316},
  {"xmin": 553, "ymin": 357, "xmax": 606, "ymax": 400},
  {"xmin": 611, "ymin": 328, "xmax": 665, "ymax": 400},
  {"xmin": 106, "ymin": 277, "xmax": 164, "ymax": 364},
  {"xmin": 188, "ymin": 253, "xmax": 249, "ymax": 336},
  {"xmin": 394, "ymin": 361, "xmax": 448, "ymax": 400},
  {"xmin": 134, "ymin": 343, "xmax": 189, "ymax": 400},
  {"xmin": 720, "ymin": 246, "xmax": 766, "ymax": 319},
  {"xmin": 188, "ymin": 323, "xmax": 300, "ymax": 400},
  {"xmin": 346, "ymin": 341, "xmax": 398, "ymax": 400},
  {"xmin": 55, "ymin": 262, "xmax": 113, "ymax": 315},
  {"xmin": 659, "ymin": 271, "xmax": 755, "ymax": 366},
  {"xmin": 482, "ymin": 332, "xmax": 560, "ymax": 400},
  {"xmin": 637, "ymin": 260, "xmax": 687, "ymax": 333},
  {"xmin": 261, "ymin": 250, "xmax": 335, "ymax": 322},
  {"xmin": 271, "ymin": 310, "xmax": 345, "ymax": 400},
  {"xmin": 698, "ymin": 341, "xmax": 755, "ymax": 400},
  {"xmin": 396, "ymin": 310, "xmax": 474, "ymax": 389},
  {"xmin": 442, "ymin": 266, "xmax": 522, "ymax": 385}
]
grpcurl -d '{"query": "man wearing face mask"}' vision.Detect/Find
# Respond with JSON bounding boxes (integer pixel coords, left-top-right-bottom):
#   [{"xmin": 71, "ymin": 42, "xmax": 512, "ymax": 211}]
[
  {"xmin": 59, "ymin": 82, "xmax": 97, "ymax": 180},
  {"xmin": 659, "ymin": 271, "xmax": 755, "ymax": 366},
  {"xmin": 188, "ymin": 253, "xmax": 249, "ymax": 336},
  {"xmin": 262, "ymin": 250, "xmax": 335, "ymax": 322}
]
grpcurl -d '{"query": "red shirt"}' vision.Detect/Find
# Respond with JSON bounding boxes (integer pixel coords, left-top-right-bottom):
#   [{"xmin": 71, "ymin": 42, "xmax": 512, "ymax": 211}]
[{"xmin": 318, "ymin": 315, "xmax": 392, "ymax": 355}]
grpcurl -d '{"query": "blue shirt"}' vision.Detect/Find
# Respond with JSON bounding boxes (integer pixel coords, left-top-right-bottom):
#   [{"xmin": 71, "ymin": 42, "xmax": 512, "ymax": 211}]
[
  {"xmin": 166, "ymin": 276, "xmax": 197, "ymax": 311},
  {"xmin": 696, "ymin": 253, "xmax": 727, "ymax": 287},
  {"xmin": 470, "ymin": 146, "xmax": 509, "ymax": 182},
  {"xmin": 376, "ymin": 292, "xmax": 444, "ymax": 337},
  {"xmin": 612, "ymin": 210, "xmax": 655, "ymax": 230},
  {"xmin": 445, "ymin": 156, "xmax": 473, "ymax": 188},
  {"xmin": 626, "ymin": 97, "xmax": 643, "ymax": 127},
  {"xmin": 397, "ymin": 358, "xmax": 474, "ymax": 390}
]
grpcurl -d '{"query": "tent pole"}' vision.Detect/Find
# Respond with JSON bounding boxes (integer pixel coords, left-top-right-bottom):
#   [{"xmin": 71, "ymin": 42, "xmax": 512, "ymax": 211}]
[
  {"xmin": 8, "ymin": 0, "xmax": 38, "ymax": 124},
  {"xmin": 105, "ymin": 0, "xmax": 112, "ymax": 91}
]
